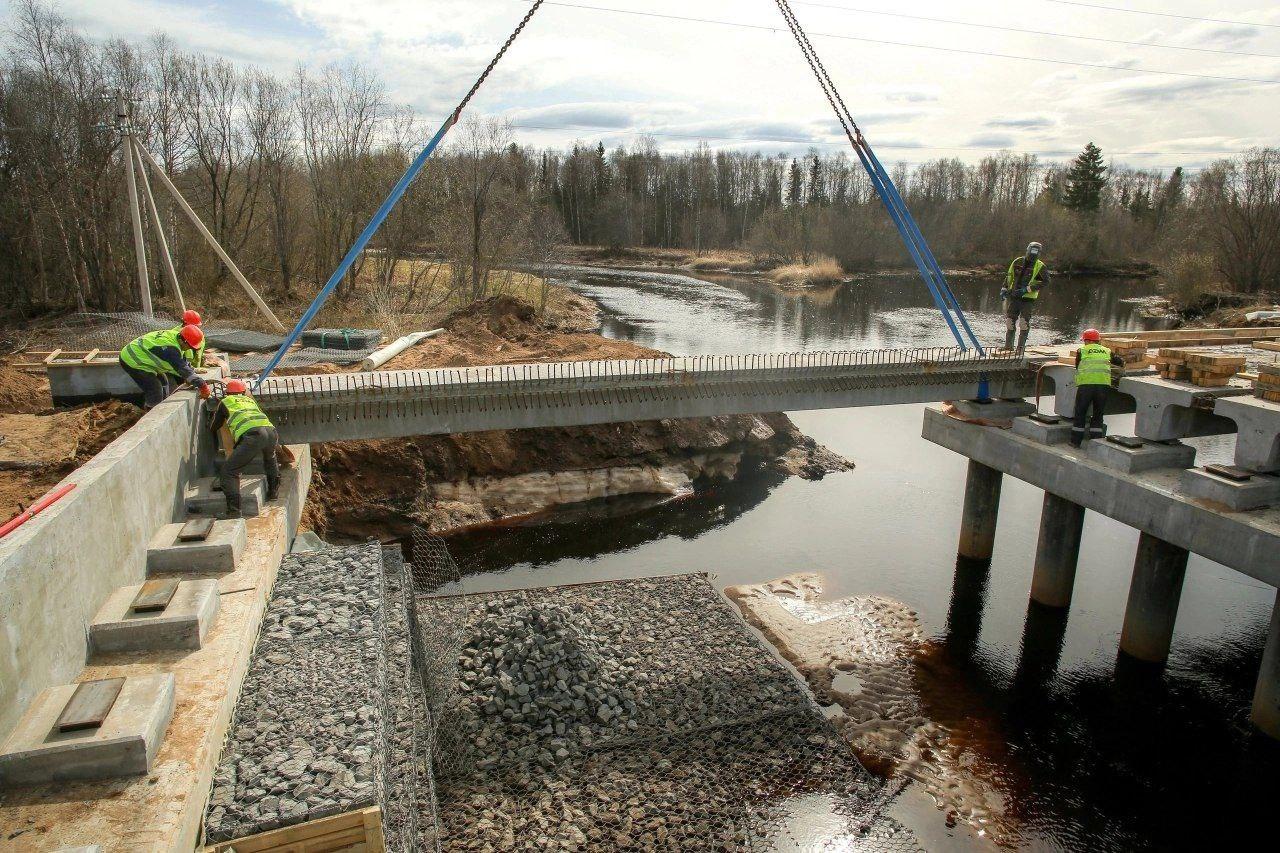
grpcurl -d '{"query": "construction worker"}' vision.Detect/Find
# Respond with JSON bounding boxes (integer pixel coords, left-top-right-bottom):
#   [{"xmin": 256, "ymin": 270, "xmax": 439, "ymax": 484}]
[
  {"xmin": 119, "ymin": 324, "xmax": 210, "ymax": 408},
  {"xmin": 1001, "ymin": 242, "xmax": 1050, "ymax": 354},
  {"xmin": 209, "ymin": 379, "xmax": 280, "ymax": 517},
  {"xmin": 1070, "ymin": 329, "xmax": 1125, "ymax": 448}
]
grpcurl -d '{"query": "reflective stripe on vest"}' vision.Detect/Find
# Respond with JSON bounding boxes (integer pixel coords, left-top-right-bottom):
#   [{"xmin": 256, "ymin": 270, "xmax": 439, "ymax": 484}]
[
  {"xmin": 1076, "ymin": 343, "xmax": 1113, "ymax": 386},
  {"xmin": 221, "ymin": 394, "xmax": 273, "ymax": 441},
  {"xmin": 1005, "ymin": 257, "xmax": 1045, "ymax": 300},
  {"xmin": 120, "ymin": 328, "xmax": 185, "ymax": 377}
]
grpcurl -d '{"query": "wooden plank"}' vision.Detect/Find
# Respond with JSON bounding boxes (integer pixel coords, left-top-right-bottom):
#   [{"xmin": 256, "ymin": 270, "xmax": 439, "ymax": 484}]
[
  {"xmin": 43, "ymin": 349, "xmax": 62, "ymax": 364},
  {"xmin": 81, "ymin": 349, "xmax": 100, "ymax": 363},
  {"xmin": 1256, "ymin": 341, "xmax": 1280, "ymax": 352},
  {"xmin": 56, "ymin": 677, "xmax": 125, "ymax": 732},
  {"xmin": 131, "ymin": 579, "xmax": 179, "ymax": 614},
  {"xmin": 1205, "ymin": 463, "xmax": 1254, "ymax": 482},
  {"xmin": 178, "ymin": 516, "xmax": 216, "ymax": 542},
  {"xmin": 204, "ymin": 808, "xmax": 380, "ymax": 853}
]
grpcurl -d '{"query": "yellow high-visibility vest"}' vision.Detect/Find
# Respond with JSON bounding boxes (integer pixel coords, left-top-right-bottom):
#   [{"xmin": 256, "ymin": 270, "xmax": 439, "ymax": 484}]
[
  {"xmin": 1076, "ymin": 343, "xmax": 1114, "ymax": 386},
  {"xmin": 1005, "ymin": 256, "xmax": 1046, "ymax": 300},
  {"xmin": 221, "ymin": 393, "xmax": 274, "ymax": 441}
]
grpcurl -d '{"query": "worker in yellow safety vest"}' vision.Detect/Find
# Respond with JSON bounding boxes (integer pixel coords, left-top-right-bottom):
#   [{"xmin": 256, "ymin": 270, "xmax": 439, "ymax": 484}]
[
  {"xmin": 208, "ymin": 379, "xmax": 280, "ymax": 517},
  {"xmin": 1071, "ymin": 329, "xmax": 1125, "ymax": 448},
  {"xmin": 1001, "ymin": 242, "xmax": 1050, "ymax": 354},
  {"xmin": 119, "ymin": 325, "xmax": 210, "ymax": 408}
]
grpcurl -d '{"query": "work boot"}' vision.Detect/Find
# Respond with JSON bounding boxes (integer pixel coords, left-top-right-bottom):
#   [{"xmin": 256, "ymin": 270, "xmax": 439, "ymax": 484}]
[
  {"xmin": 1004, "ymin": 329, "xmax": 1016, "ymax": 351},
  {"xmin": 1015, "ymin": 329, "xmax": 1029, "ymax": 354},
  {"xmin": 224, "ymin": 500, "xmax": 243, "ymax": 519},
  {"xmin": 266, "ymin": 486, "xmax": 279, "ymax": 502}
]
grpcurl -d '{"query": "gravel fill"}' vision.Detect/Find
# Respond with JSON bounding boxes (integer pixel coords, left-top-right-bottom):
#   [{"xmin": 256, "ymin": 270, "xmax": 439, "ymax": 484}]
[
  {"xmin": 205, "ymin": 543, "xmax": 389, "ymax": 844},
  {"xmin": 415, "ymin": 574, "xmax": 914, "ymax": 850}
]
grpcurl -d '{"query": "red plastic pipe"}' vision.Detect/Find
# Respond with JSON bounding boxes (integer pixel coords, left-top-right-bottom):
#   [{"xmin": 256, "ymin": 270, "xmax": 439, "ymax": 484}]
[{"xmin": 0, "ymin": 483, "xmax": 77, "ymax": 539}]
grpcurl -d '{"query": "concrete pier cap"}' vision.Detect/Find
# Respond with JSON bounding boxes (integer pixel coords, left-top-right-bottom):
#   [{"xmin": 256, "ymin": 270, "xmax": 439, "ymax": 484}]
[{"xmin": 1212, "ymin": 395, "xmax": 1280, "ymax": 473}]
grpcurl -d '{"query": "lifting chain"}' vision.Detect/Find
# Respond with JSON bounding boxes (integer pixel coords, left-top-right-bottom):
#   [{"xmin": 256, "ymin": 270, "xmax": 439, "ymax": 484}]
[{"xmin": 453, "ymin": 0, "xmax": 547, "ymax": 124}]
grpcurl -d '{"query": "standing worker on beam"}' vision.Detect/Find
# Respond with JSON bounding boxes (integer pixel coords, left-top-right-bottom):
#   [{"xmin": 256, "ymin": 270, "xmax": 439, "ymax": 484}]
[
  {"xmin": 119, "ymin": 324, "xmax": 209, "ymax": 408},
  {"xmin": 209, "ymin": 379, "xmax": 280, "ymax": 517},
  {"xmin": 1070, "ymin": 328, "xmax": 1125, "ymax": 448},
  {"xmin": 1001, "ymin": 242, "xmax": 1050, "ymax": 354}
]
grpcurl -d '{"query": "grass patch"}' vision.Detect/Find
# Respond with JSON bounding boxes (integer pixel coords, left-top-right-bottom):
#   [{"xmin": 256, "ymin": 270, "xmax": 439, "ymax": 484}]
[{"xmin": 769, "ymin": 255, "xmax": 844, "ymax": 288}]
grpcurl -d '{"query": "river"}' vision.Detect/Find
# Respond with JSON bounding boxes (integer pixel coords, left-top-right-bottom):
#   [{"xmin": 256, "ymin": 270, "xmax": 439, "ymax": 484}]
[{"xmin": 444, "ymin": 265, "xmax": 1280, "ymax": 850}]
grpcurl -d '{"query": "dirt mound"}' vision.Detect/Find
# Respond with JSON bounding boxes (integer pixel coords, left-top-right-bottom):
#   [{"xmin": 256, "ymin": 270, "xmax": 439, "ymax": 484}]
[
  {"xmin": 0, "ymin": 400, "xmax": 141, "ymax": 520},
  {"xmin": 0, "ymin": 363, "xmax": 51, "ymax": 414}
]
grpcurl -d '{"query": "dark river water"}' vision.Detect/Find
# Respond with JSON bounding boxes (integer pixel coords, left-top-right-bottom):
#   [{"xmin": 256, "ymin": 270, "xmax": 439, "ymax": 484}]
[{"xmin": 444, "ymin": 266, "xmax": 1280, "ymax": 850}]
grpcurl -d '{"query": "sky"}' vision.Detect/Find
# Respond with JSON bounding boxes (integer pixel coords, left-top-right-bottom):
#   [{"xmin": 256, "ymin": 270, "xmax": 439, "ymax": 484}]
[{"xmin": 14, "ymin": 0, "xmax": 1280, "ymax": 172}]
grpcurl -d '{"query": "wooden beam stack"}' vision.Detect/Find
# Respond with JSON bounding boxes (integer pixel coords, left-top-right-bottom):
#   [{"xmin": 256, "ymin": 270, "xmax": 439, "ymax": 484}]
[
  {"xmin": 1100, "ymin": 336, "xmax": 1151, "ymax": 369},
  {"xmin": 1153, "ymin": 348, "xmax": 1247, "ymax": 385},
  {"xmin": 1257, "ymin": 364, "xmax": 1280, "ymax": 403}
]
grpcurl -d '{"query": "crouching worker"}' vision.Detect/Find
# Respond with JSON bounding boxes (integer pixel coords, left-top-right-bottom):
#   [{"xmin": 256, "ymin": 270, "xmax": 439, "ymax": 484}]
[
  {"xmin": 1071, "ymin": 329, "xmax": 1125, "ymax": 448},
  {"xmin": 209, "ymin": 379, "xmax": 280, "ymax": 517},
  {"xmin": 120, "ymin": 324, "xmax": 209, "ymax": 408}
]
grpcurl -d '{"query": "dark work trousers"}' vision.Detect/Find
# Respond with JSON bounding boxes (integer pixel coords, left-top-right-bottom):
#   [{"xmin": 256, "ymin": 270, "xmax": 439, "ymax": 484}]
[
  {"xmin": 1071, "ymin": 384, "xmax": 1111, "ymax": 446},
  {"xmin": 121, "ymin": 363, "xmax": 172, "ymax": 408},
  {"xmin": 221, "ymin": 426, "xmax": 281, "ymax": 512}
]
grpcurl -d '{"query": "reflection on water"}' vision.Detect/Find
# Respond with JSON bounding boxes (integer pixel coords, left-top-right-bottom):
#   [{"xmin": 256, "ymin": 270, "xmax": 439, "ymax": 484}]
[{"xmin": 453, "ymin": 265, "xmax": 1280, "ymax": 850}]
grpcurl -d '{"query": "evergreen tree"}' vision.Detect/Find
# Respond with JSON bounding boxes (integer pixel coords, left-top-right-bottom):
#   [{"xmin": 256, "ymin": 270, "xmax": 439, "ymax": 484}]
[
  {"xmin": 786, "ymin": 158, "xmax": 804, "ymax": 206},
  {"xmin": 1063, "ymin": 142, "xmax": 1107, "ymax": 213},
  {"xmin": 807, "ymin": 153, "xmax": 825, "ymax": 206}
]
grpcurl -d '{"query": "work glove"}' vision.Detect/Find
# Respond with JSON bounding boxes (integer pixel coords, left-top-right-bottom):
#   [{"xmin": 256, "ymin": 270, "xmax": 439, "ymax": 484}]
[
  {"xmin": 199, "ymin": 384, "xmax": 212, "ymax": 400},
  {"xmin": 999, "ymin": 288, "xmax": 1010, "ymax": 301}
]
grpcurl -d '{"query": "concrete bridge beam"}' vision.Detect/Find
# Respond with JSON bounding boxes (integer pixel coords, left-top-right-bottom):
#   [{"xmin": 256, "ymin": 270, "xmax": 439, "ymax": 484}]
[
  {"xmin": 1252, "ymin": 590, "xmax": 1280, "ymax": 739},
  {"xmin": 1213, "ymin": 395, "xmax": 1280, "ymax": 473},
  {"xmin": 1118, "ymin": 375, "xmax": 1244, "ymax": 442}
]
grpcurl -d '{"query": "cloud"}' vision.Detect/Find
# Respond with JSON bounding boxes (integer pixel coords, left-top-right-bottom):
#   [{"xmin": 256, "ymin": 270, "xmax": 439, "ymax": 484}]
[
  {"xmin": 966, "ymin": 133, "xmax": 1016, "ymax": 148},
  {"xmin": 985, "ymin": 114, "xmax": 1057, "ymax": 129},
  {"xmin": 1092, "ymin": 75, "xmax": 1255, "ymax": 104},
  {"xmin": 503, "ymin": 102, "xmax": 692, "ymax": 130}
]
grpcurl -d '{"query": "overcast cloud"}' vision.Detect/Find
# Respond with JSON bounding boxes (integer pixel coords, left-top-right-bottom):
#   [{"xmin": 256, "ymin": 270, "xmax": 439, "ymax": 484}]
[{"xmin": 16, "ymin": 0, "xmax": 1280, "ymax": 171}]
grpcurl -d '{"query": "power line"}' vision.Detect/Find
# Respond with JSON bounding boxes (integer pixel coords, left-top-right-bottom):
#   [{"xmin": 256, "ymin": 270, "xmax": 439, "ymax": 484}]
[
  {"xmin": 1042, "ymin": 0, "xmax": 1280, "ymax": 30},
  {"xmin": 519, "ymin": 0, "xmax": 1280, "ymax": 85},
  {"xmin": 507, "ymin": 119, "xmax": 1238, "ymax": 164},
  {"xmin": 792, "ymin": 1, "xmax": 1280, "ymax": 60}
]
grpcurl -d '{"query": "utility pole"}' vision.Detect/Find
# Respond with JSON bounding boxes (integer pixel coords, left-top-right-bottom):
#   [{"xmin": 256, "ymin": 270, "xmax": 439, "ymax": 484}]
[{"xmin": 117, "ymin": 94, "xmax": 152, "ymax": 317}]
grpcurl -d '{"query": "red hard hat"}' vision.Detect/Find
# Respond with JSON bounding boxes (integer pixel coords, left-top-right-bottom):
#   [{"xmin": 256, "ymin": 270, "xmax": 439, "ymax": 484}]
[
  {"xmin": 181, "ymin": 309, "xmax": 202, "ymax": 326},
  {"xmin": 225, "ymin": 379, "xmax": 247, "ymax": 394},
  {"xmin": 179, "ymin": 324, "xmax": 204, "ymax": 348},
  {"xmin": 1082, "ymin": 328, "xmax": 1102, "ymax": 342}
]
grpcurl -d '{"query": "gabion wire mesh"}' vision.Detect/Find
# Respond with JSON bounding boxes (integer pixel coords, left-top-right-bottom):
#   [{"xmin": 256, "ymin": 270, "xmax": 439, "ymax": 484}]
[
  {"xmin": 19, "ymin": 311, "xmax": 377, "ymax": 368},
  {"xmin": 402, "ymin": 530, "xmax": 919, "ymax": 852}
]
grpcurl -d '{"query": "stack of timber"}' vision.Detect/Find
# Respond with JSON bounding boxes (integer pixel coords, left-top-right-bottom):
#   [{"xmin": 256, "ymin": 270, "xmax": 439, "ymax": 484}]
[
  {"xmin": 1096, "ymin": 326, "xmax": 1280, "ymax": 348},
  {"xmin": 1100, "ymin": 336, "xmax": 1151, "ymax": 369},
  {"xmin": 1153, "ymin": 348, "xmax": 1248, "ymax": 385},
  {"xmin": 1256, "ymin": 364, "xmax": 1280, "ymax": 403}
]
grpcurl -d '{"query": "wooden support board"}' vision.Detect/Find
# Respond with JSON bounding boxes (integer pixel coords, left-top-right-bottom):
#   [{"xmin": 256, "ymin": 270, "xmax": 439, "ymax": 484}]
[
  {"xmin": 131, "ymin": 579, "xmax": 179, "ymax": 614},
  {"xmin": 202, "ymin": 806, "xmax": 385, "ymax": 853},
  {"xmin": 1256, "ymin": 341, "xmax": 1280, "ymax": 353},
  {"xmin": 178, "ymin": 516, "xmax": 216, "ymax": 542},
  {"xmin": 56, "ymin": 678, "xmax": 125, "ymax": 732}
]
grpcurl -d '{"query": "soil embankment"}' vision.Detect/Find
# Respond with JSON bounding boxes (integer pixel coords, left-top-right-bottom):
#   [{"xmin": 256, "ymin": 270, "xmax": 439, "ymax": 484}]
[
  {"xmin": 302, "ymin": 295, "xmax": 850, "ymax": 540},
  {"xmin": 0, "ymin": 363, "xmax": 141, "ymax": 519}
]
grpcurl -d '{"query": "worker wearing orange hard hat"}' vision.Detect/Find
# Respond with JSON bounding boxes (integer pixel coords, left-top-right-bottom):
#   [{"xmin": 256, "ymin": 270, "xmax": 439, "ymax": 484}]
[
  {"xmin": 208, "ymin": 378, "xmax": 279, "ymax": 517},
  {"xmin": 173, "ymin": 309, "xmax": 221, "ymax": 369},
  {"xmin": 119, "ymin": 325, "xmax": 210, "ymax": 408},
  {"xmin": 1070, "ymin": 329, "xmax": 1124, "ymax": 448}
]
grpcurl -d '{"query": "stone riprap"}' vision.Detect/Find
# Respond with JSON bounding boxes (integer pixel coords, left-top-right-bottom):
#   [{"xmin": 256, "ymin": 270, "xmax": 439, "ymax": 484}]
[
  {"xmin": 414, "ymin": 574, "xmax": 912, "ymax": 851},
  {"xmin": 204, "ymin": 544, "xmax": 388, "ymax": 844}
]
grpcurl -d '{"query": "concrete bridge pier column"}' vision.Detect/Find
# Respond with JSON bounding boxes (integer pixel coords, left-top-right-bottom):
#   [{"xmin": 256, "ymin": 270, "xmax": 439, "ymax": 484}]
[
  {"xmin": 958, "ymin": 461, "xmax": 1003, "ymax": 562},
  {"xmin": 1030, "ymin": 492, "xmax": 1086, "ymax": 608},
  {"xmin": 1251, "ymin": 590, "xmax": 1280, "ymax": 739},
  {"xmin": 1119, "ymin": 532, "xmax": 1189, "ymax": 663}
]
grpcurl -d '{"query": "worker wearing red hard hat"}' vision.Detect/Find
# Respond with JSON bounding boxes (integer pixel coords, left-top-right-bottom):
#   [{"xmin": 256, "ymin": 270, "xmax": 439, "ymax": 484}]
[
  {"xmin": 1070, "ymin": 328, "xmax": 1125, "ymax": 448},
  {"xmin": 208, "ymin": 378, "xmax": 279, "ymax": 517},
  {"xmin": 119, "ymin": 324, "xmax": 210, "ymax": 408},
  {"xmin": 173, "ymin": 309, "xmax": 221, "ymax": 369}
]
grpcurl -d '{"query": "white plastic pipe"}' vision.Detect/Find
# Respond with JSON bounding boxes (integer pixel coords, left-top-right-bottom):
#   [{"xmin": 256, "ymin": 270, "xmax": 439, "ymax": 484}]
[{"xmin": 360, "ymin": 329, "xmax": 442, "ymax": 371}]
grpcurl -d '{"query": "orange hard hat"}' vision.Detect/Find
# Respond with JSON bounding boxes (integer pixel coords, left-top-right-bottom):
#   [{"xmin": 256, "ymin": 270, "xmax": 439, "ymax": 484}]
[
  {"xmin": 1082, "ymin": 328, "xmax": 1102, "ymax": 343},
  {"xmin": 225, "ymin": 379, "xmax": 247, "ymax": 394},
  {"xmin": 181, "ymin": 309, "xmax": 202, "ymax": 326},
  {"xmin": 179, "ymin": 324, "xmax": 204, "ymax": 349}
]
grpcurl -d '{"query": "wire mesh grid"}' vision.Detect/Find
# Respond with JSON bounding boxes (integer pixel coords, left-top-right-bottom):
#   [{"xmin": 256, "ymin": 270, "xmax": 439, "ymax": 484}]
[{"xmin": 402, "ymin": 530, "xmax": 920, "ymax": 852}]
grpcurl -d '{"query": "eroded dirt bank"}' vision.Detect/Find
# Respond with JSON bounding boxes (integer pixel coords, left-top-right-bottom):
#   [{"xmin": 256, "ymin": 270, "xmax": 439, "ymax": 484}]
[{"xmin": 302, "ymin": 295, "xmax": 850, "ymax": 540}]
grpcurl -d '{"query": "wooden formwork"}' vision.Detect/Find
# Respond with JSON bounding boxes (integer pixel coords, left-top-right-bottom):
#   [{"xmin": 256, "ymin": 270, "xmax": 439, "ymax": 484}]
[{"xmin": 202, "ymin": 806, "xmax": 385, "ymax": 853}]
